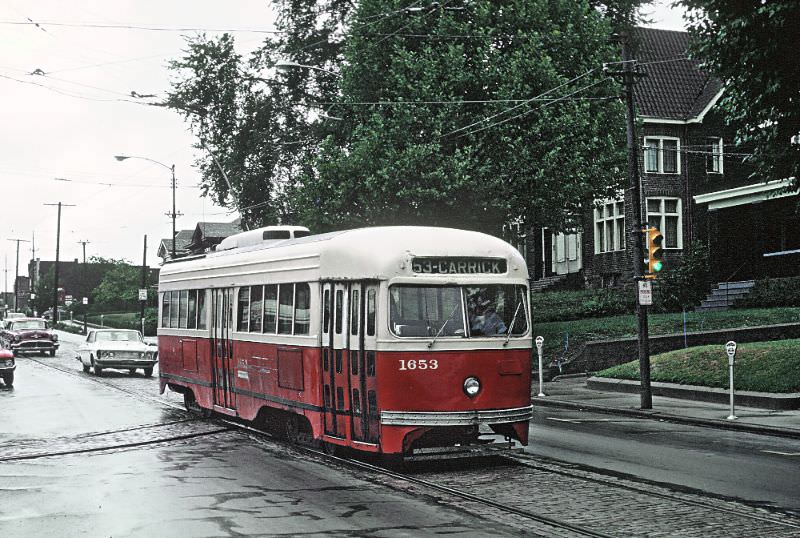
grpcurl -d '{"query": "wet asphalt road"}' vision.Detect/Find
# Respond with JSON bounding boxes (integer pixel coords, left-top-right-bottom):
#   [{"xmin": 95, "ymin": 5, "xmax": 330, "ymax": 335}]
[
  {"xmin": 0, "ymin": 337, "xmax": 521, "ymax": 537},
  {"xmin": 526, "ymin": 406, "xmax": 800, "ymax": 513}
]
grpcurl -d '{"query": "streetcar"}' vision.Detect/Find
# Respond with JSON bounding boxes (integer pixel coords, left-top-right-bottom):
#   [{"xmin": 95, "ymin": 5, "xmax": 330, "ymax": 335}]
[{"xmin": 158, "ymin": 226, "xmax": 533, "ymax": 460}]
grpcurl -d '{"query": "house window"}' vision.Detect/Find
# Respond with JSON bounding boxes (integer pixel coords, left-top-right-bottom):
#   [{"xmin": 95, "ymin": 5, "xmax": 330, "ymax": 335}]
[
  {"xmin": 707, "ymin": 137, "xmax": 723, "ymax": 173},
  {"xmin": 643, "ymin": 137, "xmax": 680, "ymax": 174},
  {"xmin": 594, "ymin": 199, "xmax": 625, "ymax": 253},
  {"xmin": 647, "ymin": 197, "xmax": 682, "ymax": 249}
]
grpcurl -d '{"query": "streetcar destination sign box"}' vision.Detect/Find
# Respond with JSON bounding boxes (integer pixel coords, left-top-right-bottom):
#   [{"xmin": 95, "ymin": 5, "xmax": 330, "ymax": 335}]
[{"xmin": 412, "ymin": 257, "xmax": 507, "ymax": 274}]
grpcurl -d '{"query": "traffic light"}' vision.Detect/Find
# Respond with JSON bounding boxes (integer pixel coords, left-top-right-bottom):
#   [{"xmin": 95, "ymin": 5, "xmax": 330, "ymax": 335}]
[{"xmin": 647, "ymin": 227, "xmax": 664, "ymax": 276}]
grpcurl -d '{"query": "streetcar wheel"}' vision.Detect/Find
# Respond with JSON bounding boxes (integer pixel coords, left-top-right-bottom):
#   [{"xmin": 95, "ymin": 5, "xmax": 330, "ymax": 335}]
[
  {"xmin": 143, "ymin": 367, "xmax": 153, "ymax": 378},
  {"xmin": 2, "ymin": 372, "xmax": 12, "ymax": 387},
  {"xmin": 322, "ymin": 442, "xmax": 340, "ymax": 457},
  {"xmin": 183, "ymin": 392, "xmax": 211, "ymax": 418},
  {"xmin": 285, "ymin": 415, "xmax": 300, "ymax": 443}
]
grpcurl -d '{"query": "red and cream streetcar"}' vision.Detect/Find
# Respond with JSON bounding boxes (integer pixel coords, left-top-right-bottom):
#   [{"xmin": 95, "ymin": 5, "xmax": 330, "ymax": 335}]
[{"xmin": 158, "ymin": 226, "xmax": 533, "ymax": 459}]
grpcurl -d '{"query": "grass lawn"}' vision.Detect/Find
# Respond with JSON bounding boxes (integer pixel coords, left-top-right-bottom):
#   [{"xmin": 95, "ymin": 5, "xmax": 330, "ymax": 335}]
[
  {"xmin": 594, "ymin": 339, "xmax": 800, "ymax": 393},
  {"xmin": 532, "ymin": 307, "xmax": 800, "ymax": 361}
]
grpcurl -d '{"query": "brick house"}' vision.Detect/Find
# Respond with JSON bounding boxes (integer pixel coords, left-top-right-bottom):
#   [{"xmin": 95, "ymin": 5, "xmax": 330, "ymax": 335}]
[{"xmin": 532, "ymin": 27, "xmax": 798, "ymax": 289}]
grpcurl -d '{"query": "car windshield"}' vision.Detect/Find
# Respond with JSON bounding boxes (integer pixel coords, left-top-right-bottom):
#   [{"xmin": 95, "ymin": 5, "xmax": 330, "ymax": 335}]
[
  {"xmin": 95, "ymin": 330, "xmax": 142, "ymax": 342},
  {"xmin": 389, "ymin": 284, "xmax": 528, "ymax": 338},
  {"xmin": 12, "ymin": 320, "xmax": 47, "ymax": 330}
]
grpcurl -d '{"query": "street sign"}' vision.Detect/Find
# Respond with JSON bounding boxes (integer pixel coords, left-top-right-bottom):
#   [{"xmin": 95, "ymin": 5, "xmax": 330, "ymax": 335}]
[
  {"xmin": 638, "ymin": 280, "xmax": 653, "ymax": 306},
  {"xmin": 138, "ymin": 289, "xmax": 148, "ymax": 301},
  {"xmin": 725, "ymin": 340, "xmax": 737, "ymax": 366},
  {"xmin": 82, "ymin": 297, "xmax": 88, "ymax": 305}
]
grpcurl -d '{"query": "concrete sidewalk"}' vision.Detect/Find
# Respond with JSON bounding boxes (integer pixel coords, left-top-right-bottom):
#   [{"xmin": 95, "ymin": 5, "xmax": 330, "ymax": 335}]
[{"xmin": 533, "ymin": 375, "xmax": 800, "ymax": 439}]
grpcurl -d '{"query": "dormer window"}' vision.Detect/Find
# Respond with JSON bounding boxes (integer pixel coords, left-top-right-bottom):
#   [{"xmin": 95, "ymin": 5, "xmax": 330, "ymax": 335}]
[
  {"xmin": 707, "ymin": 137, "xmax": 723, "ymax": 174},
  {"xmin": 643, "ymin": 137, "xmax": 680, "ymax": 174}
]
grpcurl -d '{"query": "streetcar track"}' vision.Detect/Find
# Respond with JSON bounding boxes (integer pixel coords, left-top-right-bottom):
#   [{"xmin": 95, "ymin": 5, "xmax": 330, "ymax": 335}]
[
  {"xmin": 507, "ymin": 451, "xmax": 800, "ymax": 529},
  {"xmin": 27, "ymin": 345, "xmax": 800, "ymax": 535}
]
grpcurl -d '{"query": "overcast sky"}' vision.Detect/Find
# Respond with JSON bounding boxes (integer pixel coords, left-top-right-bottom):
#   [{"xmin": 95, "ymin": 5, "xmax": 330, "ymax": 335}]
[{"xmin": 1, "ymin": 0, "xmax": 686, "ymax": 286}]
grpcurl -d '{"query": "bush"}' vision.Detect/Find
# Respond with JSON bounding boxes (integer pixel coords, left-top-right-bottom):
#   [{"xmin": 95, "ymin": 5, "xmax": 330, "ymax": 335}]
[
  {"xmin": 87, "ymin": 308, "xmax": 158, "ymax": 336},
  {"xmin": 531, "ymin": 289, "xmax": 635, "ymax": 323},
  {"xmin": 55, "ymin": 322, "xmax": 86, "ymax": 335},
  {"xmin": 654, "ymin": 240, "xmax": 711, "ymax": 312},
  {"xmin": 735, "ymin": 277, "xmax": 800, "ymax": 309}
]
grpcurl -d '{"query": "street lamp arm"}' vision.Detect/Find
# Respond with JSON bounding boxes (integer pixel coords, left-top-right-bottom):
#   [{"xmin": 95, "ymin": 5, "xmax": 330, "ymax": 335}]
[{"xmin": 114, "ymin": 154, "xmax": 173, "ymax": 172}]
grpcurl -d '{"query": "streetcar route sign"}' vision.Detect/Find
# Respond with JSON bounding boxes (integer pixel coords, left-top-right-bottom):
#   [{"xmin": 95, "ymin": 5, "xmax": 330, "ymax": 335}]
[{"xmin": 412, "ymin": 257, "xmax": 507, "ymax": 275}]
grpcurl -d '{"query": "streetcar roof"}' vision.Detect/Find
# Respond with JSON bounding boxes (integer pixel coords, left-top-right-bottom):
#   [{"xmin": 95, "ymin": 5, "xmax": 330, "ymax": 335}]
[{"xmin": 159, "ymin": 226, "xmax": 528, "ymax": 288}]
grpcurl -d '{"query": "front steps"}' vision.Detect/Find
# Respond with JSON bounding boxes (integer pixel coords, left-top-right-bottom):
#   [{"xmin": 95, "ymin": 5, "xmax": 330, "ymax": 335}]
[{"xmin": 697, "ymin": 280, "xmax": 755, "ymax": 311}]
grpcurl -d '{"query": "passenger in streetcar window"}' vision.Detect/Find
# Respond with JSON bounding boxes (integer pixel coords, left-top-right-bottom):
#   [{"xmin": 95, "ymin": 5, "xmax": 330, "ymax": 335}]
[{"xmin": 469, "ymin": 297, "xmax": 507, "ymax": 336}]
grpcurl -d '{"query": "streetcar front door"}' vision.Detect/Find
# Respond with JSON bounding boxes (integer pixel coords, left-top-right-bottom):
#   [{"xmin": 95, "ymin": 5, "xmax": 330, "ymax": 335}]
[
  {"xmin": 321, "ymin": 282, "xmax": 349, "ymax": 438},
  {"xmin": 211, "ymin": 287, "xmax": 236, "ymax": 411}
]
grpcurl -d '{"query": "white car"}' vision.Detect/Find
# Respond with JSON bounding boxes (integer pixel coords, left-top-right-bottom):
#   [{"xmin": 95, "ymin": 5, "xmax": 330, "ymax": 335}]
[{"xmin": 77, "ymin": 329, "xmax": 157, "ymax": 377}]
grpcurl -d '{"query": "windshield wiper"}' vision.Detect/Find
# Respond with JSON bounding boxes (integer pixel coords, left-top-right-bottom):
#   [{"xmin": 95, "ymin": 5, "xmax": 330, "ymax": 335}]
[
  {"xmin": 428, "ymin": 303, "xmax": 462, "ymax": 349},
  {"xmin": 503, "ymin": 300, "xmax": 524, "ymax": 347}
]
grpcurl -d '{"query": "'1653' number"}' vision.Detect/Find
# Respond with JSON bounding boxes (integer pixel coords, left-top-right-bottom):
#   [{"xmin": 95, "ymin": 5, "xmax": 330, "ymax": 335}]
[{"xmin": 399, "ymin": 359, "xmax": 438, "ymax": 371}]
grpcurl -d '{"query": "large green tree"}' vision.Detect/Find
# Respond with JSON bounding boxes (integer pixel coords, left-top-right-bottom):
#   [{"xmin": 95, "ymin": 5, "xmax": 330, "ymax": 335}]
[
  {"xmin": 91, "ymin": 257, "xmax": 158, "ymax": 311},
  {"xmin": 680, "ymin": 0, "xmax": 800, "ymax": 190},
  {"xmin": 167, "ymin": 1, "xmax": 634, "ymax": 236}
]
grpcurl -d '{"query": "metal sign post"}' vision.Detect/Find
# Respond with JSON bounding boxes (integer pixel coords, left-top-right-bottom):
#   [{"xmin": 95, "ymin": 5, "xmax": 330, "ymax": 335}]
[
  {"xmin": 725, "ymin": 341, "xmax": 737, "ymax": 420},
  {"xmin": 535, "ymin": 336, "xmax": 545, "ymax": 397}
]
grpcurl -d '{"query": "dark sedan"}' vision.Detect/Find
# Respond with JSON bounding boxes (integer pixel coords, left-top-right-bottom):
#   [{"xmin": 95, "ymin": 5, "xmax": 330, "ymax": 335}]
[{"xmin": 0, "ymin": 318, "xmax": 59, "ymax": 356}]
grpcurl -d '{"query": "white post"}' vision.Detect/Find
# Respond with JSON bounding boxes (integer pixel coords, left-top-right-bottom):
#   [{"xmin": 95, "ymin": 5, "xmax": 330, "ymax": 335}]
[
  {"xmin": 535, "ymin": 336, "xmax": 545, "ymax": 397},
  {"xmin": 725, "ymin": 341, "xmax": 737, "ymax": 420}
]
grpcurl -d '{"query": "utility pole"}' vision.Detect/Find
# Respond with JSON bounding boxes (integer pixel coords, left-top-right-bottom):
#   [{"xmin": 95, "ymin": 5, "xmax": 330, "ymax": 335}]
[
  {"xmin": 167, "ymin": 164, "xmax": 181, "ymax": 258},
  {"xmin": 610, "ymin": 32, "xmax": 652, "ymax": 409},
  {"xmin": 7, "ymin": 238, "xmax": 30, "ymax": 311},
  {"xmin": 44, "ymin": 202, "xmax": 76, "ymax": 325},
  {"xmin": 30, "ymin": 231, "xmax": 38, "ymax": 294},
  {"xmin": 77, "ymin": 240, "xmax": 90, "ymax": 334},
  {"xmin": 140, "ymin": 235, "xmax": 147, "ymax": 335}
]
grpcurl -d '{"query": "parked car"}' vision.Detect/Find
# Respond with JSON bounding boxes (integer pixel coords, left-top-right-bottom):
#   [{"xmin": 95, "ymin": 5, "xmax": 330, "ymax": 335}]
[
  {"xmin": 0, "ymin": 318, "xmax": 59, "ymax": 356},
  {"xmin": 42, "ymin": 307, "xmax": 68, "ymax": 321},
  {"xmin": 0, "ymin": 349, "xmax": 15, "ymax": 386},
  {"xmin": 76, "ymin": 329, "xmax": 157, "ymax": 377}
]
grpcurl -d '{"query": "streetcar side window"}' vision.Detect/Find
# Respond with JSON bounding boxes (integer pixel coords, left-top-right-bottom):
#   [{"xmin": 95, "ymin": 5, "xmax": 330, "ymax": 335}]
[
  {"xmin": 237, "ymin": 287, "xmax": 250, "ymax": 332},
  {"xmin": 263, "ymin": 285, "xmax": 277, "ymax": 334},
  {"xmin": 179, "ymin": 290, "xmax": 189, "ymax": 328},
  {"xmin": 278, "ymin": 284, "xmax": 294, "ymax": 334},
  {"xmin": 161, "ymin": 292, "xmax": 169, "ymax": 327},
  {"xmin": 169, "ymin": 291, "xmax": 179, "ymax": 328},
  {"xmin": 197, "ymin": 290, "xmax": 208, "ymax": 330},
  {"xmin": 187, "ymin": 290, "xmax": 197, "ymax": 329},
  {"xmin": 350, "ymin": 289, "xmax": 360, "ymax": 336},
  {"xmin": 294, "ymin": 283, "xmax": 310, "ymax": 335},
  {"xmin": 250, "ymin": 285, "xmax": 263, "ymax": 333},
  {"xmin": 334, "ymin": 289, "xmax": 343, "ymax": 334},
  {"xmin": 366, "ymin": 289, "xmax": 376, "ymax": 336}
]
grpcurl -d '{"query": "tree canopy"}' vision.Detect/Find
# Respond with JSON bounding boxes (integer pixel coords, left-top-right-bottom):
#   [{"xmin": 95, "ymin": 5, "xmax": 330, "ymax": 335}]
[
  {"xmin": 167, "ymin": 1, "xmax": 636, "ymax": 237},
  {"xmin": 680, "ymin": 0, "xmax": 800, "ymax": 190}
]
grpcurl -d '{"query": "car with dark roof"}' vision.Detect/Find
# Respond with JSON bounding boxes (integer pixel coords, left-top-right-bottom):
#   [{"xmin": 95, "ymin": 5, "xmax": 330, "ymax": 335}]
[{"xmin": 0, "ymin": 318, "xmax": 59, "ymax": 356}]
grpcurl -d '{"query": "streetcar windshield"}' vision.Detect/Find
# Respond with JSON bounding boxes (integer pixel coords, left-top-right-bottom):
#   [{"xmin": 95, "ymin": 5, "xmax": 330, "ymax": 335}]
[{"xmin": 389, "ymin": 285, "xmax": 527, "ymax": 338}]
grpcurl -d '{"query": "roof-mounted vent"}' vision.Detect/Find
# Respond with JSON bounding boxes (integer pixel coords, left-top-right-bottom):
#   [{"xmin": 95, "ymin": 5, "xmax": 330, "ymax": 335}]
[{"xmin": 217, "ymin": 225, "xmax": 311, "ymax": 251}]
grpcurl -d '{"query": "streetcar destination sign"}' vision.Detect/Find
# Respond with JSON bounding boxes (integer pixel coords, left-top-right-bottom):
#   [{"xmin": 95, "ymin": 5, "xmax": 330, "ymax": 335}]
[{"xmin": 412, "ymin": 257, "xmax": 507, "ymax": 274}]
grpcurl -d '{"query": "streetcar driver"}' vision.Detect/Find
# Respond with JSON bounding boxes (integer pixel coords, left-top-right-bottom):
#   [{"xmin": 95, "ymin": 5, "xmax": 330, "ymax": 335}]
[{"xmin": 469, "ymin": 296, "xmax": 507, "ymax": 336}]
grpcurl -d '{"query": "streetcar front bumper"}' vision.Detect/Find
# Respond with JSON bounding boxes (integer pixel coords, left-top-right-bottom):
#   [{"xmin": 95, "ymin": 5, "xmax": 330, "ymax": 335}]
[{"xmin": 380, "ymin": 405, "xmax": 533, "ymax": 427}]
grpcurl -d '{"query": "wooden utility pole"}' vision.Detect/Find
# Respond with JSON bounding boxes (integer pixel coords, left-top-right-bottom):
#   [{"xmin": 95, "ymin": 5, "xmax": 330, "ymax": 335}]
[
  {"xmin": 44, "ymin": 202, "xmax": 76, "ymax": 324},
  {"xmin": 140, "ymin": 235, "xmax": 147, "ymax": 335},
  {"xmin": 7, "ymin": 238, "xmax": 30, "ymax": 311}
]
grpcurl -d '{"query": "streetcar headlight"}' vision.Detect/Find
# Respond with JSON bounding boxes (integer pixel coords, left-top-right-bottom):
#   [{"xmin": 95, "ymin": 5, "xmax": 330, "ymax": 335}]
[{"xmin": 463, "ymin": 376, "xmax": 481, "ymax": 397}]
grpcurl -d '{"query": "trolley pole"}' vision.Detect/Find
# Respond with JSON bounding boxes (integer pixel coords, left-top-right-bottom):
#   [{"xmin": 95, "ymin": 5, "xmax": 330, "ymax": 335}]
[{"xmin": 611, "ymin": 32, "xmax": 652, "ymax": 409}]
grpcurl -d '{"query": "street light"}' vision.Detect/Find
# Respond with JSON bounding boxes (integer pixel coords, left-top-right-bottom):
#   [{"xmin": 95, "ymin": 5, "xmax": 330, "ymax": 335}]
[
  {"xmin": 114, "ymin": 155, "xmax": 180, "ymax": 258},
  {"xmin": 274, "ymin": 60, "xmax": 340, "ymax": 78}
]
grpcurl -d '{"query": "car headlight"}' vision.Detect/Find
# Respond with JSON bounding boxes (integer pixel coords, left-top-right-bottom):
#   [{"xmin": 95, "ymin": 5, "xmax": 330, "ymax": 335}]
[
  {"xmin": 52, "ymin": 334, "xmax": 58, "ymax": 342},
  {"xmin": 107, "ymin": 352, "xmax": 115, "ymax": 358},
  {"xmin": 463, "ymin": 376, "xmax": 481, "ymax": 397}
]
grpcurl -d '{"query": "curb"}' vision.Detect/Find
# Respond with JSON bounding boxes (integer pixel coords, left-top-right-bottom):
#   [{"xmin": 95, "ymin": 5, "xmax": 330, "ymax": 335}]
[{"xmin": 531, "ymin": 397, "xmax": 800, "ymax": 440}]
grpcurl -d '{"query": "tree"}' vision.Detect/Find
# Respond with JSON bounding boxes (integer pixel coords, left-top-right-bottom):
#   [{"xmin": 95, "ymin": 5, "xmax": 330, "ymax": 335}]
[
  {"xmin": 31, "ymin": 267, "xmax": 54, "ymax": 315},
  {"xmin": 167, "ymin": 1, "xmax": 631, "ymax": 236},
  {"xmin": 679, "ymin": 0, "xmax": 800, "ymax": 190},
  {"xmin": 91, "ymin": 258, "xmax": 158, "ymax": 311}
]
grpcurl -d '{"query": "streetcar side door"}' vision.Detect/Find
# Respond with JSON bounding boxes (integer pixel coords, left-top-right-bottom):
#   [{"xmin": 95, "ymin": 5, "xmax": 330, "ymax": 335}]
[
  {"xmin": 321, "ymin": 281, "xmax": 349, "ymax": 439},
  {"xmin": 347, "ymin": 281, "xmax": 379, "ymax": 444},
  {"xmin": 211, "ymin": 287, "xmax": 236, "ymax": 411}
]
